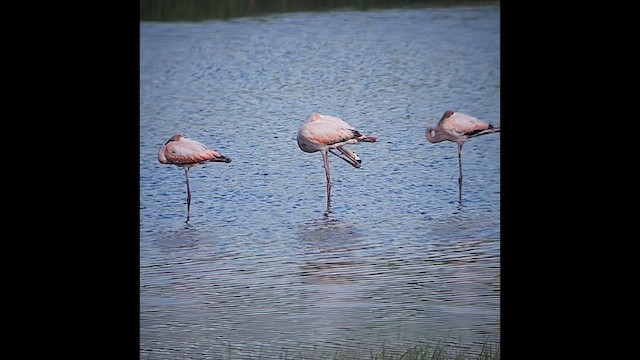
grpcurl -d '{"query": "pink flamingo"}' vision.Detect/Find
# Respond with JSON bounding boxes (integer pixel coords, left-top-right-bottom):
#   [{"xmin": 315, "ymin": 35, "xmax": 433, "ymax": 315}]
[
  {"xmin": 158, "ymin": 134, "xmax": 231, "ymax": 222},
  {"xmin": 297, "ymin": 112, "xmax": 377, "ymax": 212},
  {"xmin": 426, "ymin": 110, "xmax": 500, "ymax": 201}
]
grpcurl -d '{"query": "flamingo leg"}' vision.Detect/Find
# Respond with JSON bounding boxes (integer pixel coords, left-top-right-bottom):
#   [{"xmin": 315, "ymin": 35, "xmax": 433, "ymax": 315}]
[
  {"xmin": 184, "ymin": 168, "xmax": 191, "ymax": 222},
  {"xmin": 457, "ymin": 143, "xmax": 463, "ymax": 202},
  {"xmin": 322, "ymin": 150, "xmax": 332, "ymax": 212}
]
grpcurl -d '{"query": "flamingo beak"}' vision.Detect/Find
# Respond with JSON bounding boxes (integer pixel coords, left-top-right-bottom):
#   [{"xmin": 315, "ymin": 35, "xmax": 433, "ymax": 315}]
[{"xmin": 213, "ymin": 156, "xmax": 232, "ymax": 163}]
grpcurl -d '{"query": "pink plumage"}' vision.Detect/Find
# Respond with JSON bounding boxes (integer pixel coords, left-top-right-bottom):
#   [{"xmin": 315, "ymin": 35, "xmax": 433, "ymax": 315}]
[
  {"xmin": 158, "ymin": 134, "xmax": 231, "ymax": 222},
  {"xmin": 426, "ymin": 110, "xmax": 500, "ymax": 201},
  {"xmin": 158, "ymin": 134, "xmax": 230, "ymax": 166},
  {"xmin": 297, "ymin": 112, "xmax": 377, "ymax": 212}
]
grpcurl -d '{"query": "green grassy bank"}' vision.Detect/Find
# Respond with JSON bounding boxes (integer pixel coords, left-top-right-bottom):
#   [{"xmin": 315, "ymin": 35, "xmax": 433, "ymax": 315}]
[{"xmin": 140, "ymin": 0, "xmax": 499, "ymax": 22}]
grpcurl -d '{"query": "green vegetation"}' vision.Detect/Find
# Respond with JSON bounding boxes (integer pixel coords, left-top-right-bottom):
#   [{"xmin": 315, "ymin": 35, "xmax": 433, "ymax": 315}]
[
  {"xmin": 143, "ymin": 338, "xmax": 500, "ymax": 359},
  {"xmin": 338, "ymin": 341, "xmax": 499, "ymax": 359},
  {"xmin": 140, "ymin": 0, "xmax": 499, "ymax": 22},
  {"xmin": 278, "ymin": 339, "xmax": 501, "ymax": 359}
]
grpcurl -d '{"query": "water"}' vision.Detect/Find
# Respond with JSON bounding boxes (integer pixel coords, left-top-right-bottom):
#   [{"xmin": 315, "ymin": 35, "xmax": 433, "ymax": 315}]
[{"xmin": 141, "ymin": 3, "xmax": 500, "ymax": 359}]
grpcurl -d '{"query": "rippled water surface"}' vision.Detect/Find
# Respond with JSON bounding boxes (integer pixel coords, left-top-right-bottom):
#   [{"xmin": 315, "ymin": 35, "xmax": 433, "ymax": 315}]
[{"xmin": 141, "ymin": 3, "xmax": 500, "ymax": 359}]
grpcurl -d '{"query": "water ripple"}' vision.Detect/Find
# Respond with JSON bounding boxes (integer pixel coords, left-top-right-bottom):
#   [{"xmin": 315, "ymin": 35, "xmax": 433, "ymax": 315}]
[{"xmin": 141, "ymin": 4, "xmax": 500, "ymax": 359}]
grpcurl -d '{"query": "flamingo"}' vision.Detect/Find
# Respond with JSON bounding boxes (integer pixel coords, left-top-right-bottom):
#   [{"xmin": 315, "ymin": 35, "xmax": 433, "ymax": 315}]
[
  {"xmin": 297, "ymin": 112, "xmax": 377, "ymax": 213},
  {"xmin": 158, "ymin": 134, "xmax": 231, "ymax": 222},
  {"xmin": 426, "ymin": 110, "xmax": 500, "ymax": 201}
]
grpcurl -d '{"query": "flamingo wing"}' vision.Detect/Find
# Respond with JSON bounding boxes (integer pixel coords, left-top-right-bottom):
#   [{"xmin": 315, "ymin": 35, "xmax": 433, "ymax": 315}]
[
  {"xmin": 302, "ymin": 113, "xmax": 372, "ymax": 147},
  {"xmin": 442, "ymin": 111, "xmax": 491, "ymax": 136},
  {"xmin": 159, "ymin": 137, "xmax": 227, "ymax": 165}
]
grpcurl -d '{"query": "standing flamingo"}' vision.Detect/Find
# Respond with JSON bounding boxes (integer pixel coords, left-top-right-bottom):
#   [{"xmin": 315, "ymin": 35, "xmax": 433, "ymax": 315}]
[
  {"xmin": 158, "ymin": 134, "xmax": 231, "ymax": 222},
  {"xmin": 426, "ymin": 110, "xmax": 500, "ymax": 201},
  {"xmin": 297, "ymin": 112, "xmax": 377, "ymax": 213}
]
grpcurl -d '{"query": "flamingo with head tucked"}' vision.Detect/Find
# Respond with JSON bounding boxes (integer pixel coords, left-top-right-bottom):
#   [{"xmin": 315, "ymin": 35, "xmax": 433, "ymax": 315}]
[
  {"xmin": 158, "ymin": 134, "xmax": 231, "ymax": 222},
  {"xmin": 297, "ymin": 112, "xmax": 377, "ymax": 213},
  {"xmin": 426, "ymin": 110, "xmax": 500, "ymax": 201}
]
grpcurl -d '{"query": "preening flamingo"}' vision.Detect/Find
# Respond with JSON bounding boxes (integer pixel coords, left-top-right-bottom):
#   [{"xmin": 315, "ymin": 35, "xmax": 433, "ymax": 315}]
[
  {"xmin": 297, "ymin": 112, "xmax": 377, "ymax": 213},
  {"xmin": 158, "ymin": 134, "xmax": 231, "ymax": 222},
  {"xmin": 426, "ymin": 110, "xmax": 500, "ymax": 201}
]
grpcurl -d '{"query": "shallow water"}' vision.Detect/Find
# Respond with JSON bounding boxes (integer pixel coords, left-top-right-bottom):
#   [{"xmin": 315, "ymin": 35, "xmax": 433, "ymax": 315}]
[{"xmin": 141, "ymin": 3, "xmax": 500, "ymax": 359}]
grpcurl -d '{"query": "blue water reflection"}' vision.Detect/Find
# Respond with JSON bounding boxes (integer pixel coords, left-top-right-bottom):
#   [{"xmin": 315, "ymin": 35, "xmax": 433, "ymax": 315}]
[{"xmin": 141, "ymin": 3, "xmax": 499, "ymax": 359}]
